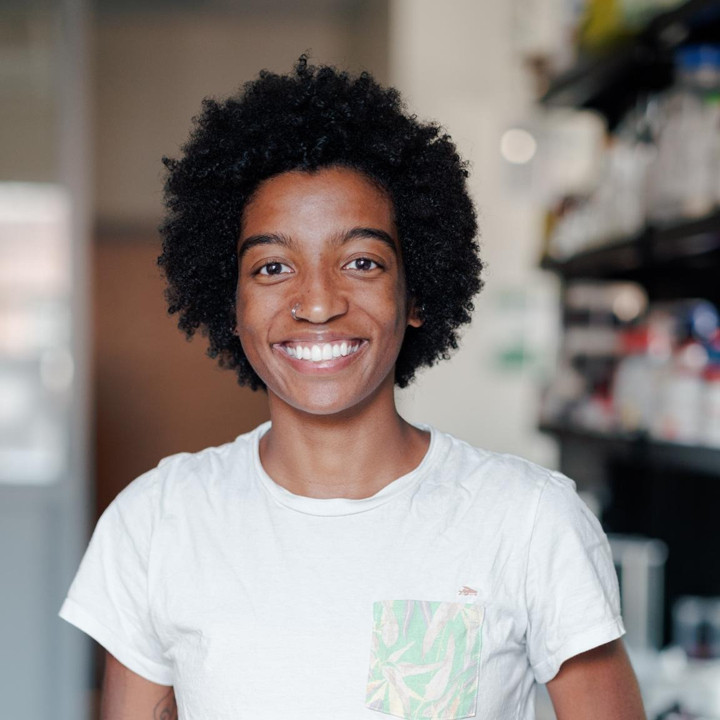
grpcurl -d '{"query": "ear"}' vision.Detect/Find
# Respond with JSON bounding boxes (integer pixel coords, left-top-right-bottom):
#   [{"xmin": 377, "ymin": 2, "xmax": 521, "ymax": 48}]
[{"xmin": 406, "ymin": 299, "xmax": 423, "ymax": 328}]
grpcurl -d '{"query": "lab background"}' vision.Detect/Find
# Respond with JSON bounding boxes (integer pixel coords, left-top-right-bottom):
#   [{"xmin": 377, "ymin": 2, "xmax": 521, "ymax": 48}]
[{"xmin": 2, "ymin": 0, "xmax": 720, "ymax": 717}]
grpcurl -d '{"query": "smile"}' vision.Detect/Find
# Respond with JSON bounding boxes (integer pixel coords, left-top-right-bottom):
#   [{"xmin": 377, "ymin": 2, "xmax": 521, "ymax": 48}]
[{"xmin": 275, "ymin": 340, "xmax": 363, "ymax": 363}]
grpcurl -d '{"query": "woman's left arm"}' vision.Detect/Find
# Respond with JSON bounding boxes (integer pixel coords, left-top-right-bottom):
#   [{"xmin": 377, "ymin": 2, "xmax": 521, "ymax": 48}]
[{"xmin": 546, "ymin": 639, "xmax": 646, "ymax": 719}]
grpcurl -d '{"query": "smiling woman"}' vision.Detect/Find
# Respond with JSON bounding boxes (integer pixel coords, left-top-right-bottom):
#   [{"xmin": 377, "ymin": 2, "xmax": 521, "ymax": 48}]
[
  {"xmin": 59, "ymin": 57, "xmax": 645, "ymax": 720},
  {"xmin": 235, "ymin": 167, "xmax": 421, "ymax": 424},
  {"xmin": 157, "ymin": 56, "xmax": 481, "ymax": 391}
]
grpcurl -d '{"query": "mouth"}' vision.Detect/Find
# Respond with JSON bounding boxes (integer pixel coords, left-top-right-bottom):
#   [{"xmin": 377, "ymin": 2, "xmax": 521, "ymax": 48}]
[{"xmin": 273, "ymin": 339, "xmax": 365, "ymax": 364}]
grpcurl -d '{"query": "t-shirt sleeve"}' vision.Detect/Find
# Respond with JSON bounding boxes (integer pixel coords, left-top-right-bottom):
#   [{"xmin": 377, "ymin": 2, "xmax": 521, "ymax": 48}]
[
  {"xmin": 525, "ymin": 473, "xmax": 625, "ymax": 684},
  {"xmin": 59, "ymin": 471, "xmax": 173, "ymax": 685}
]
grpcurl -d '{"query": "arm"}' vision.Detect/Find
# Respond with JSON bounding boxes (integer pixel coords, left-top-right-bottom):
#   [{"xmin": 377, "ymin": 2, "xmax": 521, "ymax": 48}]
[
  {"xmin": 101, "ymin": 652, "xmax": 177, "ymax": 720},
  {"xmin": 546, "ymin": 639, "xmax": 646, "ymax": 720}
]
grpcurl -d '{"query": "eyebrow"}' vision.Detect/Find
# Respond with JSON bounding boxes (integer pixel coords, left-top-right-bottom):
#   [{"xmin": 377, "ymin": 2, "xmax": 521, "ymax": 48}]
[
  {"xmin": 339, "ymin": 227, "xmax": 397, "ymax": 254},
  {"xmin": 237, "ymin": 232, "xmax": 294, "ymax": 260},
  {"xmin": 237, "ymin": 226, "xmax": 398, "ymax": 260}
]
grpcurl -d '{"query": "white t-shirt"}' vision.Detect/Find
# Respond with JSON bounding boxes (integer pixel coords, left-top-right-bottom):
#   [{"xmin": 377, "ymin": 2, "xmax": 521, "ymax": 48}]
[{"xmin": 60, "ymin": 422, "xmax": 624, "ymax": 719}]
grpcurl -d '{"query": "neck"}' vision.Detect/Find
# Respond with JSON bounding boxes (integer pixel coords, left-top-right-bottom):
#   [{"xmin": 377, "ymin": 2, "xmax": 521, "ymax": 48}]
[{"xmin": 260, "ymin": 393, "xmax": 429, "ymax": 499}]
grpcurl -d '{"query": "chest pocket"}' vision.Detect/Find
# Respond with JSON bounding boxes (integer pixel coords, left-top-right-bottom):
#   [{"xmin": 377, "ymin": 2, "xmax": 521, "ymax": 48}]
[{"xmin": 365, "ymin": 599, "xmax": 484, "ymax": 720}]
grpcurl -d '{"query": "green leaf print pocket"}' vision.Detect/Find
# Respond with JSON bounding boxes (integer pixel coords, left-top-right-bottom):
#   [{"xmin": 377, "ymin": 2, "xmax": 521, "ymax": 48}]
[{"xmin": 365, "ymin": 600, "xmax": 484, "ymax": 720}]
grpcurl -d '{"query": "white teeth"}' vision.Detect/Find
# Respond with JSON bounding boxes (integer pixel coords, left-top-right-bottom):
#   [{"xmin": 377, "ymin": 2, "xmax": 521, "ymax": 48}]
[{"xmin": 284, "ymin": 341, "xmax": 361, "ymax": 362}]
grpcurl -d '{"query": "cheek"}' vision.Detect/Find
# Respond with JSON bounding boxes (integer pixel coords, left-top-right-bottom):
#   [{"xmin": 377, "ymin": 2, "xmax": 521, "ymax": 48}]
[
  {"xmin": 392, "ymin": 289, "xmax": 411, "ymax": 331},
  {"xmin": 234, "ymin": 293, "xmax": 264, "ymax": 349},
  {"xmin": 236, "ymin": 281, "xmax": 265, "ymax": 319}
]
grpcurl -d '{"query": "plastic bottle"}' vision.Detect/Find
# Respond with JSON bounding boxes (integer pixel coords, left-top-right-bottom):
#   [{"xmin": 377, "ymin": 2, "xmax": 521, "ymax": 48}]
[
  {"xmin": 648, "ymin": 301, "xmax": 718, "ymax": 444},
  {"xmin": 702, "ymin": 332, "xmax": 720, "ymax": 447},
  {"xmin": 704, "ymin": 364, "xmax": 720, "ymax": 447},
  {"xmin": 646, "ymin": 46, "xmax": 720, "ymax": 221},
  {"xmin": 613, "ymin": 327, "xmax": 657, "ymax": 432},
  {"xmin": 652, "ymin": 339, "xmax": 708, "ymax": 444}
]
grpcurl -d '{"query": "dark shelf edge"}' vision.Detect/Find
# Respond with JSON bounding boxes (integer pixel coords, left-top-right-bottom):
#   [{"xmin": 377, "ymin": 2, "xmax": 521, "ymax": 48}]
[
  {"xmin": 540, "ymin": 236, "xmax": 643, "ymax": 278},
  {"xmin": 540, "ymin": 44, "xmax": 637, "ymax": 110},
  {"xmin": 539, "ymin": 422, "xmax": 720, "ymax": 474},
  {"xmin": 540, "ymin": 210, "xmax": 720, "ymax": 280}
]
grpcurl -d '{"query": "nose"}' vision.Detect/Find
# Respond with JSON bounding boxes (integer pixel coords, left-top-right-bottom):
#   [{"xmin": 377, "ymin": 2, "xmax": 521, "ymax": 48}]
[{"xmin": 293, "ymin": 270, "xmax": 348, "ymax": 324}]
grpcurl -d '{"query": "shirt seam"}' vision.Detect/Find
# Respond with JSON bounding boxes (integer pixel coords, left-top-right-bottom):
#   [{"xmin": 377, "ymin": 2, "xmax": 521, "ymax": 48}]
[
  {"xmin": 530, "ymin": 615, "xmax": 625, "ymax": 681},
  {"xmin": 61, "ymin": 596, "xmax": 173, "ymax": 683},
  {"xmin": 253, "ymin": 424, "xmax": 441, "ymax": 516},
  {"xmin": 522, "ymin": 472, "xmax": 553, "ymax": 643},
  {"xmin": 144, "ymin": 469, "xmax": 168, "ymax": 654}
]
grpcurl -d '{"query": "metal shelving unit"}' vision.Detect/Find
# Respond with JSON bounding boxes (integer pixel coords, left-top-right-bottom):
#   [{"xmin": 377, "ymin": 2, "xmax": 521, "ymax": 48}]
[
  {"xmin": 540, "ymin": 422, "xmax": 720, "ymax": 476},
  {"xmin": 541, "ymin": 0, "xmax": 720, "ymax": 129},
  {"xmin": 541, "ymin": 211, "xmax": 720, "ymax": 302},
  {"xmin": 537, "ymin": 2, "xmax": 720, "ymax": 656}
]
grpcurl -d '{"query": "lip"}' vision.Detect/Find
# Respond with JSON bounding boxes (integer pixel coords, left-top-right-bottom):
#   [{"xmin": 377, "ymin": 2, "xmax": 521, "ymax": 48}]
[
  {"xmin": 274, "ymin": 332, "xmax": 365, "ymax": 343},
  {"xmin": 272, "ymin": 338, "xmax": 368, "ymax": 372}
]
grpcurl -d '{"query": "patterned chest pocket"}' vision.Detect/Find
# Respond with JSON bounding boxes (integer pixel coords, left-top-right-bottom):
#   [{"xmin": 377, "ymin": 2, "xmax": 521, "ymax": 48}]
[{"xmin": 365, "ymin": 599, "xmax": 484, "ymax": 720}]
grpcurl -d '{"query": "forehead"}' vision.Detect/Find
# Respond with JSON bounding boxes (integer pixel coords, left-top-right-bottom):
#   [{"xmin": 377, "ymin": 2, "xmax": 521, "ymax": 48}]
[{"xmin": 241, "ymin": 167, "xmax": 396, "ymax": 238}]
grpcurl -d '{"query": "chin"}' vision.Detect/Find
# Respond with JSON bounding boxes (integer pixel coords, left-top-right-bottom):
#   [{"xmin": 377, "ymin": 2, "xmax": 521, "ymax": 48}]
[
  {"xmin": 270, "ymin": 381, "xmax": 389, "ymax": 419},
  {"xmin": 285, "ymin": 395, "xmax": 366, "ymax": 418}
]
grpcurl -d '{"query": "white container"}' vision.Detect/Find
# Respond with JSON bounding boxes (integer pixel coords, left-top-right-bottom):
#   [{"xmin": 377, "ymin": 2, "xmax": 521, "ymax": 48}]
[
  {"xmin": 652, "ymin": 370, "xmax": 703, "ymax": 443},
  {"xmin": 612, "ymin": 324, "xmax": 664, "ymax": 433},
  {"xmin": 614, "ymin": 353, "xmax": 657, "ymax": 432},
  {"xmin": 702, "ymin": 365, "xmax": 720, "ymax": 447},
  {"xmin": 646, "ymin": 46, "xmax": 720, "ymax": 221}
]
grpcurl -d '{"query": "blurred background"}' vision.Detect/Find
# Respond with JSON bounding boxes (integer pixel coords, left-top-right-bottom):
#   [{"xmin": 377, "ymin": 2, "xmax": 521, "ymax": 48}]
[{"xmin": 2, "ymin": 0, "xmax": 720, "ymax": 717}]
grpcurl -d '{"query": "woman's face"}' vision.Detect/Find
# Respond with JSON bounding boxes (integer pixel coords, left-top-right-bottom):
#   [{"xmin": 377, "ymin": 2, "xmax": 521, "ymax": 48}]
[{"xmin": 235, "ymin": 166, "xmax": 421, "ymax": 418}]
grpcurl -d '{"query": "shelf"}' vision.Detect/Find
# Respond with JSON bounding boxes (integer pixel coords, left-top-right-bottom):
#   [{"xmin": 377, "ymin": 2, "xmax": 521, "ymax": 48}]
[
  {"xmin": 541, "ymin": 210, "xmax": 720, "ymax": 299},
  {"xmin": 540, "ymin": 0, "xmax": 720, "ymax": 128},
  {"xmin": 539, "ymin": 422, "xmax": 720, "ymax": 476},
  {"xmin": 541, "ymin": 234, "xmax": 645, "ymax": 279}
]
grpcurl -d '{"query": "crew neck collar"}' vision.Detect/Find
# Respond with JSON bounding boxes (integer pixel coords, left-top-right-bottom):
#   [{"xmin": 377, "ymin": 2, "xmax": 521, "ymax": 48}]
[{"xmin": 251, "ymin": 421, "xmax": 439, "ymax": 516}]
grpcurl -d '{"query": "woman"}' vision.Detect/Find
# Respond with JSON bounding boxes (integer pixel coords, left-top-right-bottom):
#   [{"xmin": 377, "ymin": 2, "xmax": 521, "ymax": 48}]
[{"xmin": 61, "ymin": 58, "xmax": 645, "ymax": 719}]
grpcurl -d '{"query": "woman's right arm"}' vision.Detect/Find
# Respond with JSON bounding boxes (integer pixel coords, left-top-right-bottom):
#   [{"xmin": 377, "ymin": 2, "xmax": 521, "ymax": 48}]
[{"xmin": 101, "ymin": 652, "xmax": 177, "ymax": 720}]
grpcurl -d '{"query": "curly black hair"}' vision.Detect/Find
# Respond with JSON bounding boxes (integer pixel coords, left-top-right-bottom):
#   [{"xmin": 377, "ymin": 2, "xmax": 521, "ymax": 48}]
[{"xmin": 159, "ymin": 56, "xmax": 482, "ymax": 390}]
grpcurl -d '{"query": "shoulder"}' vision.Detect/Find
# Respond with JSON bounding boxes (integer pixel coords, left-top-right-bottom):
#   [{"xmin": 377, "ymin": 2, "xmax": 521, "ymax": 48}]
[
  {"xmin": 416, "ymin": 427, "xmax": 587, "ymax": 539},
  {"xmin": 110, "ymin": 422, "xmax": 268, "ymax": 518},
  {"xmin": 429, "ymin": 426, "xmax": 572, "ymax": 503}
]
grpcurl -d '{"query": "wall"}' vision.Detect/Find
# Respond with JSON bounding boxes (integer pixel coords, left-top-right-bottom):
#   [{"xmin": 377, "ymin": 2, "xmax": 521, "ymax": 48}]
[
  {"xmin": 94, "ymin": 6, "xmax": 387, "ymax": 225},
  {"xmin": 0, "ymin": 7, "xmax": 57, "ymax": 182},
  {"xmin": 92, "ymin": 235, "xmax": 270, "ymax": 513},
  {"xmin": 390, "ymin": 0, "xmax": 559, "ymax": 467}
]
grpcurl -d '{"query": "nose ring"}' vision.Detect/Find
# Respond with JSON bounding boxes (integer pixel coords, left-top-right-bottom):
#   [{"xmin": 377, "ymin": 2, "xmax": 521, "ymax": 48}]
[{"xmin": 291, "ymin": 303, "xmax": 301, "ymax": 321}]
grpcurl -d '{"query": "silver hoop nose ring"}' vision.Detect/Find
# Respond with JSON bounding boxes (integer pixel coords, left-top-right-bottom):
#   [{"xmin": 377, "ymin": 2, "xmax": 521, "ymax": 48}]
[{"xmin": 291, "ymin": 303, "xmax": 301, "ymax": 321}]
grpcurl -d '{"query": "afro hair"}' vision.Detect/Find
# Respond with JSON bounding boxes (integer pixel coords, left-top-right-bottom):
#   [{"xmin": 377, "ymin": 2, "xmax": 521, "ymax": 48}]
[{"xmin": 159, "ymin": 56, "xmax": 482, "ymax": 390}]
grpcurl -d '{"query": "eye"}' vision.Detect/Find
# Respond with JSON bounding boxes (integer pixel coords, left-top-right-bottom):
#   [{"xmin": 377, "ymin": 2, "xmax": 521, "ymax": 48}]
[
  {"xmin": 344, "ymin": 257, "xmax": 381, "ymax": 272},
  {"xmin": 256, "ymin": 261, "xmax": 292, "ymax": 276}
]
